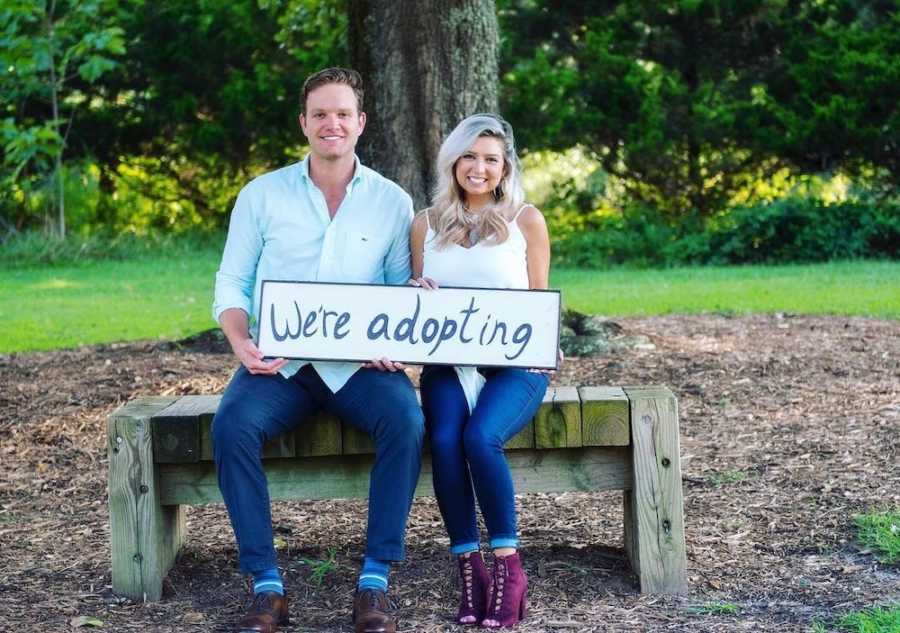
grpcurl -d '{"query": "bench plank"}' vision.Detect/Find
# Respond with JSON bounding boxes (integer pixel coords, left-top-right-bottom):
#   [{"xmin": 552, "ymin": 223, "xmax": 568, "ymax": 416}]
[
  {"xmin": 153, "ymin": 395, "xmax": 217, "ymax": 463},
  {"xmin": 157, "ymin": 447, "xmax": 632, "ymax": 505},
  {"xmin": 580, "ymin": 386, "xmax": 630, "ymax": 446},
  {"xmin": 534, "ymin": 386, "xmax": 582, "ymax": 449},
  {"xmin": 623, "ymin": 386, "xmax": 687, "ymax": 595},
  {"xmin": 295, "ymin": 412, "xmax": 343, "ymax": 457}
]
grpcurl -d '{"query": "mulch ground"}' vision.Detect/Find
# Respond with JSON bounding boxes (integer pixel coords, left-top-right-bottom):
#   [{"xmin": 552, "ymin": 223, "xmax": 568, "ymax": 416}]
[{"xmin": 1, "ymin": 314, "xmax": 898, "ymax": 632}]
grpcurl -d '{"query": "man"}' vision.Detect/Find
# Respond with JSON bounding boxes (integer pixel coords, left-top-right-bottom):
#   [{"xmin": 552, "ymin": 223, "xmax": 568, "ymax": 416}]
[{"xmin": 212, "ymin": 67, "xmax": 422, "ymax": 633}]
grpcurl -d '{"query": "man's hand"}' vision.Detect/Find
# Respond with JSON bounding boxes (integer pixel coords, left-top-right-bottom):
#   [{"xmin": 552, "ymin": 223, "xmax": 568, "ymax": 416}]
[
  {"xmin": 364, "ymin": 357, "xmax": 406, "ymax": 372},
  {"xmin": 219, "ymin": 308, "xmax": 287, "ymax": 375},
  {"xmin": 234, "ymin": 337, "xmax": 288, "ymax": 375}
]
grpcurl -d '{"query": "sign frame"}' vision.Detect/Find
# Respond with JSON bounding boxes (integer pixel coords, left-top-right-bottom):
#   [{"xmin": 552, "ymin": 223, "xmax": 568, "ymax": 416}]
[{"xmin": 256, "ymin": 279, "xmax": 561, "ymax": 370}]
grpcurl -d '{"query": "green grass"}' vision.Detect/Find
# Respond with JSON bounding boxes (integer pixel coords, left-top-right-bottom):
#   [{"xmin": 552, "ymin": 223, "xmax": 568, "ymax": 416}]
[
  {"xmin": 836, "ymin": 605, "xmax": 900, "ymax": 632},
  {"xmin": 855, "ymin": 511, "xmax": 900, "ymax": 565},
  {"xmin": 298, "ymin": 547, "xmax": 340, "ymax": 587},
  {"xmin": 1, "ymin": 252, "xmax": 221, "ymax": 353},
  {"xmin": 707, "ymin": 469, "xmax": 748, "ymax": 487},
  {"xmin": 553, "ymin": 261, "xmax": 900, "ymax": 318},
  {"xmin": 1, "ymin": 259, "xmax": 898, "ymax": 353}
]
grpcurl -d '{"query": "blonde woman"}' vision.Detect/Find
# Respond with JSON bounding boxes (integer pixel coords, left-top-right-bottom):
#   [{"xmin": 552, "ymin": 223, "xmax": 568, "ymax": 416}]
[{"xmin": 410, "ymin": 113, "xmax": 553, "ymax": 628}]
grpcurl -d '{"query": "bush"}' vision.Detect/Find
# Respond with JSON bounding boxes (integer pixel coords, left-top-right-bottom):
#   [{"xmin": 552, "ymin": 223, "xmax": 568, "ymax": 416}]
[{"xmin": 551, "ymin": 198, "xmax": 900, "ymax": 268}]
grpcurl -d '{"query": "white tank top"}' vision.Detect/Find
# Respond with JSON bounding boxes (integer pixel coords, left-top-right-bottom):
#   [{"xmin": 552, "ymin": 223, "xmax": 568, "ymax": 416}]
[
  {"xmin": 422, "ymin": 205, "xmax": 530, "ymax": 290},
  {"xmin": 421, "ymin": 205, "xmax": 533, "ymax": 413}
]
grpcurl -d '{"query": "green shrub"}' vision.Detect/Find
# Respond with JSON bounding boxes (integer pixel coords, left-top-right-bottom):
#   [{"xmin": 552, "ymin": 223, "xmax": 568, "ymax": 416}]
[{"xmin": 551, "ymin": 198, "xmax": 900, "ymax": 269}]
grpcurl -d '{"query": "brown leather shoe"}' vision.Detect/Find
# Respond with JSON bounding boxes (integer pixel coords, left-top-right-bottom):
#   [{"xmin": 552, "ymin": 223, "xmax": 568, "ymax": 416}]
[
  {"xmin": 352, "ymin": 588, "xmax": 396, "ymax": 633},
  {"xmin": 236, "ymin": 591, "xmax": 289, "ymax": 633}
]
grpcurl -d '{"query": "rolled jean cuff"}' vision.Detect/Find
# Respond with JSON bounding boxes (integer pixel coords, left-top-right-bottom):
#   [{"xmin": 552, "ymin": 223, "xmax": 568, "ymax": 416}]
[
  {"xmin": 450, "ymin": 541, "xmax": 481, "ymax": 555},
  {"xmin": 241, "ymin": 555, "xmax": 278, "ymax": 575},
  {"xmin": 489, "ymin": 537, "xmax": 518, "ymax": 550}
]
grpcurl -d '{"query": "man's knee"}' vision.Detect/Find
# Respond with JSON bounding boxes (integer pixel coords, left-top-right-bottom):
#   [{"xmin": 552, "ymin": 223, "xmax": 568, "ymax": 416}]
[
  {"xmin": 375, "ymin": 401, "xmax": 424, "ymax": 449},
  {"xmin": 212, "ymin": 396, "xmax": 263, "ymax": 460}
]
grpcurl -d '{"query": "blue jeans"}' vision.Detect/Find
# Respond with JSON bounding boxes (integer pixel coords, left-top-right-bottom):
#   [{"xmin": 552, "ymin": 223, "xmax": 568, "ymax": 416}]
[
  {"xmin": 421, "ymin": 366, "xmax": 550, "ymax": 553},
  {"xmin": 212, "ymin": 365, "xmax": 424, "ymax": 573}
]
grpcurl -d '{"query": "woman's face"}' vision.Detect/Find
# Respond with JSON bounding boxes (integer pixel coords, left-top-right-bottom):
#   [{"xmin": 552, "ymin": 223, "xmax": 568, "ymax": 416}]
[{"xmin": 454, "ymin": 136, "xmax": 506, "ymax": 204}]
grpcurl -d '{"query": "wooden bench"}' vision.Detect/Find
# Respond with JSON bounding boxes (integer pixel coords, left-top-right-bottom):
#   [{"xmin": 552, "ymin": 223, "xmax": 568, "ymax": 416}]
[{"xmin": 107, "ymin": 385, "xmax": 687, "ymax": 601}]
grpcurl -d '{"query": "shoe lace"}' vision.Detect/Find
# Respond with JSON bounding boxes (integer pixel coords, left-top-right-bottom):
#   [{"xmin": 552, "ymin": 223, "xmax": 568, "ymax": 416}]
[
  {"xmin": 488, "ymin": 558, "xmax": 507, "ymax": 616},
  {"xmin": 461, "ymin": 558, "xmax": 474, "ymax": 608}
]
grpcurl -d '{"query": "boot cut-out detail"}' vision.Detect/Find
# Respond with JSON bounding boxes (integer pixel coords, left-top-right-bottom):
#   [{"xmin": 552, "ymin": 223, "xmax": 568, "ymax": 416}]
[
  {"xmin": 456, "ymin": 552, "xmax": 490, "ymax": 625},
  {"xmin": 482, "ymin": 552, "xmax": 527, "ymax": 628}
]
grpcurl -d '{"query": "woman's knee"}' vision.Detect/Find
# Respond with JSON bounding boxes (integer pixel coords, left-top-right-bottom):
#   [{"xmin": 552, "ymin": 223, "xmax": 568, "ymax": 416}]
[
  {"xmin": 462, "ymin": 423, "xmax": 503, "ymax": 463},
  {"xmin": 429, "ymin": 422, "xmax": 464, "ymax": 459}
]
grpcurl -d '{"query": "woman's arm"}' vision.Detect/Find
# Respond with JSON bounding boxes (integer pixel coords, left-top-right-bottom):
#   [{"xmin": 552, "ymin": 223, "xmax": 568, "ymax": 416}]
[
  {"xmin": 518, "ymin": 205, "xmax": 550, "ymax": 290},
  {"xmin": 410, "ymin": 210, "xmax": 429, "ymax": 278}
]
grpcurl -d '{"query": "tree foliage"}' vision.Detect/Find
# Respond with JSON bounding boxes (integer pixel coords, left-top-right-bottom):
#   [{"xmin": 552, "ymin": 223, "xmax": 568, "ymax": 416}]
[
  {"xmin": 1, "ymin": 0, "xmax": 897, "ymax": 238},
  {"xmin": 1, "ymin": 0, "xmax": 125, "ymax": 235},
  {"xmin": 499, "ymin": 0, "xmax": 899, "ymax": 216}
]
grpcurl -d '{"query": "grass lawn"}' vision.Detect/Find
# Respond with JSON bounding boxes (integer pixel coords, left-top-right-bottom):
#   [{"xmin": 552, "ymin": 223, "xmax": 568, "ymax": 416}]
[
  {"xmin": 554, "ymin": 260, "xmax": 900, "ymax": 318},
  {"xmin": 2, "ymin": 252, "xmax": 221, "ymax": 353},
  {"xmin": 2, "ymin": 258, "xmax": 898, "ymax": 353}
]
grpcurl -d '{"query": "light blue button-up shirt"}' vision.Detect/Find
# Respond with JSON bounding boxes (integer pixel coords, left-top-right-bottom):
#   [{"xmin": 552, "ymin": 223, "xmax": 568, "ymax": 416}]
[{"xmin": 213, "ymin": 154, "xmax": 414, "ymax": 392}]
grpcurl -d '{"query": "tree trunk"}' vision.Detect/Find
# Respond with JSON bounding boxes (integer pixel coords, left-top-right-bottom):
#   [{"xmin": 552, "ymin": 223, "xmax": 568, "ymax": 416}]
[
  {"xmin": 348, "ymin": 0, "xmax": 499, "ymax": 209},
  {"xmin": 46, "ymin": 0, "xmax": 66, "ymax": 238}
]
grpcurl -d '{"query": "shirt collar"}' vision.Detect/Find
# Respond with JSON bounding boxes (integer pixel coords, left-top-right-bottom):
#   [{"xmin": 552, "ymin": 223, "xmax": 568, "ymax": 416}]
[{"xmin": 299, "ymin": 154, "xmax": 364, "ymax": 193}]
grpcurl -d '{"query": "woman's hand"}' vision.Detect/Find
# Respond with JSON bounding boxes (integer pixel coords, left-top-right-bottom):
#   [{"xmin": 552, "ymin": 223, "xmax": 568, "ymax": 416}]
[{"xmin": 407, "ymin": 276, "xmax": 439, "ymax": 290}]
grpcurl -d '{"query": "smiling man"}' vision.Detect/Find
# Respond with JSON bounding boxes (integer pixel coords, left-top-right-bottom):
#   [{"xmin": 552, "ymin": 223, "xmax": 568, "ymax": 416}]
[{"xmin": 212, "ymin": 68, "xmax": 422, "ymax": 633}]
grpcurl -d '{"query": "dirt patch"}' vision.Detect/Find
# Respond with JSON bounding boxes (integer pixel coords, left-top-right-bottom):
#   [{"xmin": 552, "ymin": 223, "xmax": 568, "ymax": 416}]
[{"xmin": 1, "ymin": 315, "xmax": 898, "ymax": 632}]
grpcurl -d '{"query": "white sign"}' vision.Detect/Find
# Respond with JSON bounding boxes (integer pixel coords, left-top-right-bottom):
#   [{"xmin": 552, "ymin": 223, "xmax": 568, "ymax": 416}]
[{"xmin": 257, "ymin": 281, "xmax": 561, "ymax": 369}]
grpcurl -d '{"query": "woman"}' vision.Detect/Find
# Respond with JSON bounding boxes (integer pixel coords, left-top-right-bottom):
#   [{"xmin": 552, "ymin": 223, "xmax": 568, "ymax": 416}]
[{"xmin": 409, "ymin": 113, "xmax": 554, "ymax": 628}]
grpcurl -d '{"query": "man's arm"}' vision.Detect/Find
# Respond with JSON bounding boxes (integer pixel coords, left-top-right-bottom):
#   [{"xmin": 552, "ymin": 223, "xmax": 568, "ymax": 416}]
[{"xmin": 213, "ymin": 186, "xmax": 286, "ymax": 374}]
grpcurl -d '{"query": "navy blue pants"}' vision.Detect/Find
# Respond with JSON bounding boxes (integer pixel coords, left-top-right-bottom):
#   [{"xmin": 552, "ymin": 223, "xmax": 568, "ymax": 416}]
[
  {"xmin": 212, "ymin": 365, "xmax": 424, "ymax": 573},
  {"xmin": 421, "ymin": 366, "xmax": 549, "ymax": 553}
]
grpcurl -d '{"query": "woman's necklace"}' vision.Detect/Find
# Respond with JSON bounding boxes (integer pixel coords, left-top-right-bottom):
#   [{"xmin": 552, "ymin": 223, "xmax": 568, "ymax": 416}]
[{"xmin": 461, "ymin": 202, "xmax": 481, "ymax": 246}]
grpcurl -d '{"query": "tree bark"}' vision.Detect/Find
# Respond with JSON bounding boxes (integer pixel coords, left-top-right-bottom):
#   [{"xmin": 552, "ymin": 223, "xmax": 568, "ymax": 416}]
[{"xmin": 348, "ymin": 0, "xmax": 499, "ymax": 209}]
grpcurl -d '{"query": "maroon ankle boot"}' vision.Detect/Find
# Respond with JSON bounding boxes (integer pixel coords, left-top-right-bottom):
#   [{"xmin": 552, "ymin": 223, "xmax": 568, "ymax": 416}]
[
  {"xmin": 482, "ymin": 552, "xmax": 527, "ymax": 628},
  {"xmin": 456, "ymin": 552, "xmax": 491, "ymax": 625}
]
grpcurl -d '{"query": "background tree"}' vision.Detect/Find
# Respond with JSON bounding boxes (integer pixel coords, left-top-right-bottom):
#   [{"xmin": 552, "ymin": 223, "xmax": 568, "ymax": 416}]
[
  {"xmin": 1, "ymin": 0, "xmax": 125, "ymax": 236},
  {"xmin": 349, "ymin": 0, "xmax": 499, "ymax": 209}
]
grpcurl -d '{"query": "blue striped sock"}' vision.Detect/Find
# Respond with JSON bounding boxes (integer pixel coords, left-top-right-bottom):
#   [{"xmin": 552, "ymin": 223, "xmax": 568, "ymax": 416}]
[
  {"xmin": 357, "ymin": 557, "xmax": 390, "ymax": 593},
  {"xmin": 252, "ymin": 567, "xmax": 284, "ymax": 595}
]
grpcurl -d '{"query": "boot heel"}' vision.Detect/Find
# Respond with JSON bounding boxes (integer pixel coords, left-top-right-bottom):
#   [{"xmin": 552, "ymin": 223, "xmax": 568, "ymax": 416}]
[{"xmin": 519, "ymin": 592, "xmax": 527, "ymax": 619}]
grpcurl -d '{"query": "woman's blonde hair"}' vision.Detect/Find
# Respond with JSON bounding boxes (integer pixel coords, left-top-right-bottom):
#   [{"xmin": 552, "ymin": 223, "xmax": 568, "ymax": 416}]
[{"xmin": 429, "ymin": 113, "xmax": 525, "ymax": 248}]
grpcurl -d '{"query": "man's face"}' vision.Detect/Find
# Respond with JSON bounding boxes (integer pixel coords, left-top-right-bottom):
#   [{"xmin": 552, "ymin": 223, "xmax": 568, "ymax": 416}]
[{"xmin": 299, "ymin": 83, "xmax": 366, "ymax": 162}]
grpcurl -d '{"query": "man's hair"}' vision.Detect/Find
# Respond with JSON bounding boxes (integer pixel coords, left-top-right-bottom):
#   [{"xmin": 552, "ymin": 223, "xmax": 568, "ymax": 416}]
[{"xmin": 300, "ymin": 67, "xmax": 364, "ymax": 114}]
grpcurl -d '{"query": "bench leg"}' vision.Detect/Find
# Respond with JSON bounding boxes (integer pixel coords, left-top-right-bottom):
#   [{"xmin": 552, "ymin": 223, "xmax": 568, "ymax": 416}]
[
  {"xmin": 622, "ymin": 387, "xmax": 687, "ymax": 594},
  {"xmin": 108, "ymin": 397, "xmax": 185, "ymax": 601}
]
